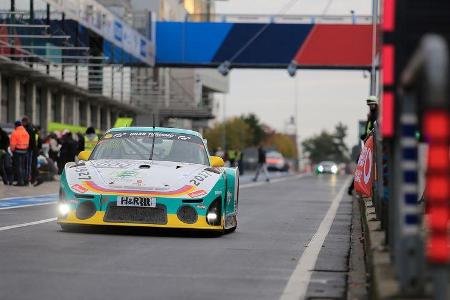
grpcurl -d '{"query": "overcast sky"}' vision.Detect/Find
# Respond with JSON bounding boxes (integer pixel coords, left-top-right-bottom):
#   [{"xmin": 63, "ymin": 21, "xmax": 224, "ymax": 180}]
[{"xmin": 214, "ymin": 0, "xmax": 373, "ymax": 147}]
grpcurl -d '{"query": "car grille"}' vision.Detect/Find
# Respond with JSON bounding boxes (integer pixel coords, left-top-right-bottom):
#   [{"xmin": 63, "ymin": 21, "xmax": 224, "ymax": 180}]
[{"xmin": 104, "ymin": 202, "xmax": 168, "ymax": 225}]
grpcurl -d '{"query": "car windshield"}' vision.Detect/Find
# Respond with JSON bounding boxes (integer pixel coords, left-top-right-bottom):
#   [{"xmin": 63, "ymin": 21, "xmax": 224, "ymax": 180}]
[
  {"xmin": 319, "ymin": 161, "xmax": 336, "ymax": 167},
  {"xmin": 90, "ymin": 131, "xmax": 209, "ymax": 165}
]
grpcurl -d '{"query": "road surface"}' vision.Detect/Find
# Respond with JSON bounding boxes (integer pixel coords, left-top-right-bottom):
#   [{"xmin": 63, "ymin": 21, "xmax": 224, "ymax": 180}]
[{"xmin": 0, "ymin": 174, "xmax": 352, "ymax": 300}]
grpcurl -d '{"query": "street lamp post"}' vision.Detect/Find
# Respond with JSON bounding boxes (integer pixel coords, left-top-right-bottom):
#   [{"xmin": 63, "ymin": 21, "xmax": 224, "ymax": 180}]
[{"xmin": 370, "ymin": 0, "xmax": 379, "ymax": 95}]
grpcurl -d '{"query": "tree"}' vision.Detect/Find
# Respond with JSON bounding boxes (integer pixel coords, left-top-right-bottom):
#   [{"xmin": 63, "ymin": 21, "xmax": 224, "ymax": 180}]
[
  {"xmin": 302, "ymin": 131, "xmax": 336, "ymax": 164},
  {"xmin": 333, "ymin": 122, "xmax": 349, "ymax": 163},
  {"xmin": 204, "ymin": 117, "xmax": 253, "ymax": 152},
  {"xmin": 264, "ymin": 133, "xmax": 297, "ymax": 159},
  {"xmin": 242, "ymin": 113, "xmax": 266, "ymax": 145},
  {"xmin": 302, "ymin": 123, "xmax": 349, "ymax": 164}
]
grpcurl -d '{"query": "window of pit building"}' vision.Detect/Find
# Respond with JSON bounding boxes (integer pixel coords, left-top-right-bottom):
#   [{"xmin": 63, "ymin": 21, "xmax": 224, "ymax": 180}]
[
  {"xmin": 79, "ymin": 101, "xmax": 87, "ymax": 127},
  {"xmin": 0, "ymin": 0, "xmax": 11, "ymax": 13},
  {"xmin": 35, "ymin": 86, "xmax": 42, "ymax": 127},
  {"xmin": 33, "ymin": 0, "xmax": 48, "ymax": 20},
  {"xmin": 100, "ymin": 107, "xmax": 107, "ymax": 131},
  {"xmin": 14, "ymin": 0, "xmax": 30, "ymax": 14},
  {"xmin": 1, "ymin": 78, "xmax": 8, "ymax": 123},
  {"xmin": 90, "ymin": 104, "xmax": 98, "ymax": 127},
  {"xmin": 51, "ymin": 92, "xmax": 62, "ymax": 123},
  {"xmin": 19, "ymin": 82, "xmax": 27, "ymax": 118}
]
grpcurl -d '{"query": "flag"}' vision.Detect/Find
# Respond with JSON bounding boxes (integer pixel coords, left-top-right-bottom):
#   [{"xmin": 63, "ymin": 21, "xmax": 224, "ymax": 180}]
[{"xmin": 354, "ymin": 134, "xmax": 374, "ymax": 198}]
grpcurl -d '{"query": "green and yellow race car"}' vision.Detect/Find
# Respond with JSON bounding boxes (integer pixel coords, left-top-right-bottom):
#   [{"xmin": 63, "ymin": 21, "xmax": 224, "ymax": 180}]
[{"xmin": 57, "ymin": 127, "xmax": 239, "ymax": 234}]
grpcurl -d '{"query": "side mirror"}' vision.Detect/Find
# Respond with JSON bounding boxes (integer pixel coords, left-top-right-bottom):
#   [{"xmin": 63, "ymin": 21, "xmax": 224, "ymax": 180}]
[
  {"xmin": 78, "ymin": 150, "xmax": 92, "ymax": 161},
  {"xmin": 210, "ymin": 156, "xmax": 224, "ymax": 167}
]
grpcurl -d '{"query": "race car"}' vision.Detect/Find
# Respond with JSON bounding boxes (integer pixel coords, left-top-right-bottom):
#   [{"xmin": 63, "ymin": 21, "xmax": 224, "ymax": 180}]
[
  {"xmin": 57, "ymin": 127, "xmax": 239, "ymax": 233},
  {"xmin": 315, "ymin": 161, "xmax": 339, "ymax": 174}
]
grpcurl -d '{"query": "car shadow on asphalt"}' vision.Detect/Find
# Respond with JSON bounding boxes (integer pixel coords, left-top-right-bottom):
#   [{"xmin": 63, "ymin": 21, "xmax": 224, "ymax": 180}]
[{"xmin": 58, "ymin": 225, "xmax": 226, "ymax": 238}]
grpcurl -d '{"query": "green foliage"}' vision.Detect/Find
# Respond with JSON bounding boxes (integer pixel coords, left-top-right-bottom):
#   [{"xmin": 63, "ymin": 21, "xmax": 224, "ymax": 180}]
[
  {"xmin": 205, "ymin": 114, "xmax": 298, "ymax": 159},
  {"xmin": 265, "ymin": 133, "xmax": 297, "ymax": 159},
  {"xmin": 204, "ymin": 117, "xmax": 254, "ymax": 151},
  {"xmin": 242, "ymin": 113, "xmax": 266, "ymax": 145},
  {"xmin": 302, "ymin": 123, "xmax": 349, "ymax": 164}
]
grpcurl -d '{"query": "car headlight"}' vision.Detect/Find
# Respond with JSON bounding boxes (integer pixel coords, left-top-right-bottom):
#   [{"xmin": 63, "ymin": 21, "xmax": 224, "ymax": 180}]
[
  {"xmin": 331, "ymin": 165, "xmax": 338, "ymax": 174},
  {"xmin": 207, "ymin": 212, "xmax": 218, "ymax": 223},
  {"xmin": 206, "ymin": 197, "xmax": 222, "ymax": 226},
  {"xmin": 317, "ymin": 165, "xmax": 324, "ymax": 173},
  {"xmin": 58, "ymin": 203, "xmax": 70, "ymax": 217},
  {"xmin": 58, "ymin": 187, "xmax": 77, "ymax": 218}
]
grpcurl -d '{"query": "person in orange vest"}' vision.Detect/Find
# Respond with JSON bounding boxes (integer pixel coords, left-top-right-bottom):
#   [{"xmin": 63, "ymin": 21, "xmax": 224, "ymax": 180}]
[{"xmin": 10, "ymin": 120, "xmax": 30, "ymax": 186}]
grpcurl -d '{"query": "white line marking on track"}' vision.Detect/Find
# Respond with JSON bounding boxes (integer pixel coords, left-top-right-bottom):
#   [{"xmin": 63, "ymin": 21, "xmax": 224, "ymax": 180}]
[
  {"xmin": 279, "ymin": 177, "xmax": 351, "ymax": 300},
  {"xmin": 0, "ymin": 202, "xmax": 56, "ymax": 210},
  {"xmin": 0, "ymin": 218, "xmax": 57, "ymax": 232},
  {"xmin": 0, "ymin": 194, "xmax": 57, "ymax": 202}
]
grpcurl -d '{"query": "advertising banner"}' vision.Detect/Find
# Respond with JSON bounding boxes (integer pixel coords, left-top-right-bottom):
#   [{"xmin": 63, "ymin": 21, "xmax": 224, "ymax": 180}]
[
  {"xmin": 43, "ymin": 0, "xmax": 155, "ymax": 66},
  {"xmin": 354, "ymin": 134, "xmax": 374, "ymax": 198}
]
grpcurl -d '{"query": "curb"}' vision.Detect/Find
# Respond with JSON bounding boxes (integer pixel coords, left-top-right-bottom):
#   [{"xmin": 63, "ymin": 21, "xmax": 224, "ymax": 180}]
[{"xmin": 358, "ymin": 198, "xmax": 400, "ymax": 299}]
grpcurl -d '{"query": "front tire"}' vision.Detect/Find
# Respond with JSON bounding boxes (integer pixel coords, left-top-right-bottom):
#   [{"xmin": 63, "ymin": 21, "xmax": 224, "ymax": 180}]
[{"xmin": 225, "ymin": 226, "xmax": 237, "ymax": 234}]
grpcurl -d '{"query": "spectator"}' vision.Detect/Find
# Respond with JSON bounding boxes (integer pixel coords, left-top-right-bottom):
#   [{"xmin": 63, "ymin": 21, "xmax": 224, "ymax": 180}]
[
  {"xmin": 10, "ymin": 121, "xmax": 30, "ymax": 186},
  {"xmin": 253, "ymin": 145, "xmax": 270, "ymax": 182},
  {"xmin": 76, "ymin": 132, "xmax": 84, "ymax": 155},
  {"xmin": 214, "ymin": 147, "xmax": 225, "ymax": 158},
  {"xmin": 47, "ymin": 133, "xmax": 60, "ymax": 163},
  {"xmin": 58, "ymin": 130, "xmax": 77, "ymax": 174},
  {"xmin": 0, "ymin": 127, "xmax": 13, "ymax": 185},
  {"xmin": 348, "ymin": 96, "xmax": 379, "ymax": 195},
  {"xmin": 84, "ymin": 126, "xmax": 98, "ymax": 151},
  {"xmin": 238, "ymin": 150, "xmax": 244, "ymax": 175},
  {"xmin": 22, "ymin": 116, "xmax": 37, "ymax": 184}
]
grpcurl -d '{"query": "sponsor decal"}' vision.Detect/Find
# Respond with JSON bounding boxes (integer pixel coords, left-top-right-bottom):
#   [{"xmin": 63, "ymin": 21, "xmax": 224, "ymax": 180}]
[
  {"xmin": 227, "ymin": 191, "xmax": 232, "ymax": 205},
  {"xmin": 215, "ymin": 191, "xmax": 222, "ymax": 196},
  {"xmin": 114, "ymin": 170, "xmax": 138, "ymax": 179},
  {"xmin": 105, "ymin": 131, "xmax": 204, "ymax": 145},
  {"xmin": 84, "ymin": 181, "xmax": 195, "ymax": 197},
  {"xmin": 71, "ymin": 184, "xmax": 88, "ymax": 194},
  {"xmin": 118, "ymin": 196, "xmax": 156, "ymax": 208},
  {"xmin": 188, "ymin": 190, "xmax": 207, "ymax": 198},
  {"xmin": 91, "ymin": 161, "xmax": 133, "ymax": 169},
  {"xmin": 177, "ymin": 135, "xmax": 191, "ymax": 141}
]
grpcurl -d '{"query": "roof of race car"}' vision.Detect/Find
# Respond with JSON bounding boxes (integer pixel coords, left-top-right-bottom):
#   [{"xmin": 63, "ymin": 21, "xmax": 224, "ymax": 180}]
[{"xmin": 107, "ymin": 127, "xmax": 203, "ymax": 138}]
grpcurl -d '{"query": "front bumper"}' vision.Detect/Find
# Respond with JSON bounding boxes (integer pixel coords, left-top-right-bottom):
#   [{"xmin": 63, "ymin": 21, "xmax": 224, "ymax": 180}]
[{"xmin": 57, "ymin": 211, "xmax": 224, "ymax": 231}]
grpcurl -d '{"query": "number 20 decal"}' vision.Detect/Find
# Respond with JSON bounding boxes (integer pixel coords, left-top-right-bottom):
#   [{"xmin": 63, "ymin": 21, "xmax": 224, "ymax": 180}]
[{"xmin": 190, "ymin": 170, "xmax": 212, "ymax": 186}]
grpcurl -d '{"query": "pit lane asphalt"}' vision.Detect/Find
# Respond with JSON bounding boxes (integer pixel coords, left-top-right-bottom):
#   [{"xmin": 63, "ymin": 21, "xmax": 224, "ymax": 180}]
[{"xmin": 0, "ymin": 174, "xmax": 352, "ymax": 300}]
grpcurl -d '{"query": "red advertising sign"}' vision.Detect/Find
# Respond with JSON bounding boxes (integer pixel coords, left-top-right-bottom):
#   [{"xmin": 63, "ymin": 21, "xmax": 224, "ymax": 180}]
[{"xmin": 354, "ymin": 135, "xmax": 374, "ymax": 198}]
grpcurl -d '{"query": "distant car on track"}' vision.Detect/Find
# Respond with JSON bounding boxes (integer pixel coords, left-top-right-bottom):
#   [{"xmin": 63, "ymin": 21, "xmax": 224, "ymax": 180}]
[
  {"xmin": 58, "ymin": 127, "xmax": 239, "ymax": 234},
  {"xmin": 315, "ymin": 161, "xmax": 338, "ymax": 174},
  {"xmin": 266, "ymin": 151, "xmax": 290, "ymax": 172}
]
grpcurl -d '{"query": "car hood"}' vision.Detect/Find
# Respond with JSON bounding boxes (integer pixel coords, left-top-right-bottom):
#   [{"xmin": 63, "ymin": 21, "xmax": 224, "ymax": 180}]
[{"xmin": 64, "ymin": 159, "xmax": 222, "ymax": 198}]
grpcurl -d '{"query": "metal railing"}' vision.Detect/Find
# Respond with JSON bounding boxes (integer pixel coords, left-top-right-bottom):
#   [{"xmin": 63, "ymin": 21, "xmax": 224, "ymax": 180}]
[
  {"xmin": 184, "ymin": 13, "xmax": 374, "ymax": 24},
  {"xmin": 374, "ymin": 34, "xmax": 450, "ymax": 299}
]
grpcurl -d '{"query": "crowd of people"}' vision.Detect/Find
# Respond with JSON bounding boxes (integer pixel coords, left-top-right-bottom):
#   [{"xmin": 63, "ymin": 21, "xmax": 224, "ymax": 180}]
[{"xmin": 0, "ymin": 116, "xmax": 99, "ymax": 187}]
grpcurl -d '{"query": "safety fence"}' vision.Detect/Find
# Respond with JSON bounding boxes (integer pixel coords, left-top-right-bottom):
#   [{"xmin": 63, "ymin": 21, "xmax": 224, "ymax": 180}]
[{"xmin": 371, "ymin": 34, "xmax": 450, "ymax": 299}]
